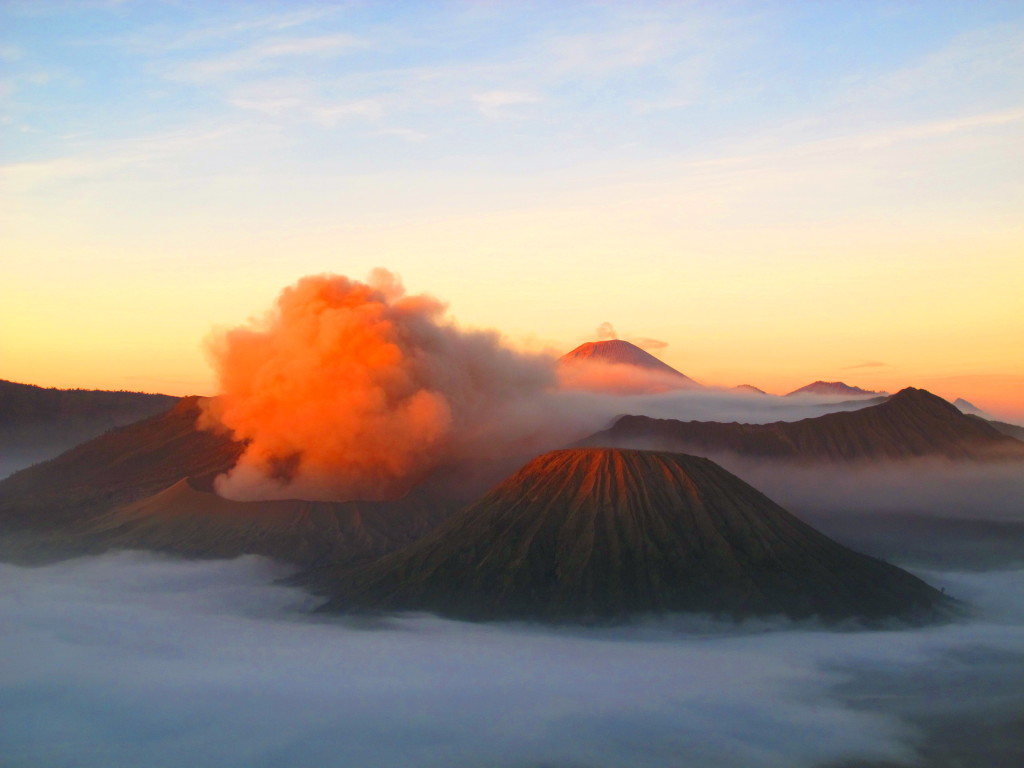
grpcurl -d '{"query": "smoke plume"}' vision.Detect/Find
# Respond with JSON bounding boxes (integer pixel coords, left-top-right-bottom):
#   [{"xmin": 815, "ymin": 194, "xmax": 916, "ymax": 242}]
[
  {"xmin": 595, "ymin": 321, "xmax": 617, "ymax": 340},
  {"xmin": 557, "ymin": 360, "xmax": 692, "ymax": 395},
  {"xmin": 202, "ymin": 270, "xmax": 556, "ymax": 501}
]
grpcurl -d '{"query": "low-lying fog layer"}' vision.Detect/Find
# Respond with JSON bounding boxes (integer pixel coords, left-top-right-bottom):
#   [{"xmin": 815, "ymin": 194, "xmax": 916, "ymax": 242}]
[
  {"xmin": 2, "ymin": 554, "xmax": 1023, "ymax": 768},
  {"xmin": 567, "ymin": 388, "xmax": 886, "ymax": 426},
  {"xmin": 724, "ymin": 458, "xmax": 1024, "ymax": 521}
]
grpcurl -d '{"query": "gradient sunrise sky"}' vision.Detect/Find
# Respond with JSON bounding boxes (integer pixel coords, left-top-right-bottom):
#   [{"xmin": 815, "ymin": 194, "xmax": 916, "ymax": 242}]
[{"xmin": 2, "ymin": 1, "xmax": 1022, "ymax": 418}]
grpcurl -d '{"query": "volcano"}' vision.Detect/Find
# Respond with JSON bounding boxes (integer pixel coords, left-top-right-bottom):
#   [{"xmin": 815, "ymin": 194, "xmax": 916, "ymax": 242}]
[
  {"xmin": 558, "ymin": 340, "xmax": 701, "ymax": 387},
  {"xmin": 0, "ymin": 396, "xmax": 242, "ymax": 531},
  {"xmin": 0, "ymin": 397, "xmax": 455, "ymax": 564},
  {"xmin": 315, "ymin": 448, "xmax": 946, "ymax": 622},
  {"xmin": 785, "ymin": 381, "xmax": 885, "ymax": 397},
  {"xmin": 580, "ymin": 387, "xmax": 1024, "ymax": 462}
]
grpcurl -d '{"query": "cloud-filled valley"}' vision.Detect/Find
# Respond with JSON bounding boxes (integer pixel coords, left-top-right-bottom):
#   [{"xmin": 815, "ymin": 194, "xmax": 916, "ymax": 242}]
[{"xmin": 2, "ymin": 553, "xmax": 1023, "ymax": 768}]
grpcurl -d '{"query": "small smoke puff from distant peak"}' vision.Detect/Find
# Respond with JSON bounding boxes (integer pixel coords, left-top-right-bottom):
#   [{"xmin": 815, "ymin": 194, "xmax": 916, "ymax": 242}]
[
  {"xmin": 595, "ymin": 322, "xmax": 617, "ymax": 340},
  {"xmin": 201, "ymin": 270, "xmax": 557, "ymax": 502},
  {"xmin": 632, "ymin": 337, "xmax": 668, "ymax": 351}
]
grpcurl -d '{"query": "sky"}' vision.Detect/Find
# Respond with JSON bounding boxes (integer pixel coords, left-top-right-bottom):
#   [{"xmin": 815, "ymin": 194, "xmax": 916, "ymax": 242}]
[{"xmin": 2, "ymin": 0, "xmax": 1023, "ymax": 418}]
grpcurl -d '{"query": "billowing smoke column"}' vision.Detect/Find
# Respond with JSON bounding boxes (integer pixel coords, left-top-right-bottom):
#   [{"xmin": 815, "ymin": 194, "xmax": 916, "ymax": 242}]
[{"xmin": 202, "ymin": 270, "xmax": 556, "ymax": 502}]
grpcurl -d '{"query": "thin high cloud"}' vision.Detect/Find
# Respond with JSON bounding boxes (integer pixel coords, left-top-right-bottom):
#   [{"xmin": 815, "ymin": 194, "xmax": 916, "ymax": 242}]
[
  {"xmin": 10, "ymin": 3, "xmax": 1022, "ymax": 192},
  {"xmin": 473, "ymin": 90, "xmax": 541, "ymax": 119},
  {"xmin": 167, "ymin": 33, "xmax": 369, "ymax": 82},
  {"xmin": 2, "ymin": 553, "xmax": 1023, "ymax": 767},
  {"xmin": 130, "ymin": 2, "xmax": 736, "ymax": 135},
  {"xmin": 0, "ymin": 122, "xmax": 261, "ymax": 191}
]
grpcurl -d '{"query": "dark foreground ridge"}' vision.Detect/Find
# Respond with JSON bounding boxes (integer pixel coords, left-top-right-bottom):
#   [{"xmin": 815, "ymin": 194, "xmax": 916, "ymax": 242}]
[
  {"xmin": 314, "ymin": 448, "xmax": 948, "ymax": 623},
  {"xmin": 580, "ymin": 387, "xmax": 1024, "ymax": 462}
]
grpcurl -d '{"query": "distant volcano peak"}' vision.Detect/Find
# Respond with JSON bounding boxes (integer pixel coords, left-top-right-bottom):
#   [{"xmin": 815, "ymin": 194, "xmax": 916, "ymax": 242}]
[
  {"xmin": 733, "ymin": 384, "xmax": 767, "ymax": 395},
  {"xmin": 785, "ymin": 381, "xmax": 885, "ymax": 397},
  {"xmin": 559, "ymin": 340, "xmax": 701, "ymax": 388}
]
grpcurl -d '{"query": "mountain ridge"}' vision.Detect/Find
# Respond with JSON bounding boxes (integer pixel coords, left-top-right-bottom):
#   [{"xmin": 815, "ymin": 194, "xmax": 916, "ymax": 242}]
[
  {"xmin": 785, "ymin": 380, "xmax": 886, "ymax": 397},
  {"xmin": 0, "ymin": 379, "xmax": 178, "ymax": 477},
  {"xmin": 578, "ymin": 387, "xmax": 1024, "ymax": 462}
]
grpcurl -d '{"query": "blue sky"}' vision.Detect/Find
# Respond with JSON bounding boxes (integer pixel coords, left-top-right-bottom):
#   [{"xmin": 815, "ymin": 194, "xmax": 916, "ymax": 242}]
[{"xmin": 2, "ymin": 1, "xmax": 1023, "ymax": 413}]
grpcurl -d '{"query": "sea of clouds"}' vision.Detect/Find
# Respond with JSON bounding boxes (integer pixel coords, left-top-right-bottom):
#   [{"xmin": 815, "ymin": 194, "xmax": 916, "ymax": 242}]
[{"xmin": 2, "ymin": 552, "xmax": 1023, "ymax": 768}]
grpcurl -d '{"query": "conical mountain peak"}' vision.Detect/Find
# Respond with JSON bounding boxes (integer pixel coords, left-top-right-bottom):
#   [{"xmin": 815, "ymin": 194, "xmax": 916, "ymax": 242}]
[
  {"xmin": 316, "ymin": 448, "xmax": 946, "ymax": 622},
  {"xmin": 559, "ymin": 340, "xmax": 701, "ymax": 387}
]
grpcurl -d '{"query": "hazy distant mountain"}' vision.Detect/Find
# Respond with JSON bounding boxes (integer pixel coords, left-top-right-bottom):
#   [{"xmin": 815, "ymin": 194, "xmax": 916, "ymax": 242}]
[
  {"xmin": 733, "ymin": 384, "xmax": 767, "ymax": 395},
  {"xmin": 579, "ymin": 388, "xmax": 1024, "ymax": 462},
  {"xmin": 785, "ymin": 381, "xmax": 885, "ymax": 397},
  {"xmin": 953, "ymin": 397, "xmax": 986, "ymax": 416},
  {"xmin": 964, "ymin": 414, "xmax": 1024, "ymax": 442},
  {"xmin": 949, "ymin": 398, "xmax": 1024, "ymax": 440},
  {"xmin": 314, "ymin": 448, "xmax": 946, "ymax": 622},
  {"xmin": 0, "ymin": 380, "xmax": 177, "ymax": 477},
  {"xmin": 558, "ymin": 340, "xmax": 702, "ymax": 387}
]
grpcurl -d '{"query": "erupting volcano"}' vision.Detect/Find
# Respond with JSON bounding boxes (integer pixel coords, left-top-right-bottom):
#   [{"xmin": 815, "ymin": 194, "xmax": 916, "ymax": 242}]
[
  {"xmin": 202, "ymin": 269, "xmax": 558, "ymax": 502},
  {"xmin": 557, "ymin": 339, "xmax": 702, "ymax": 393},
  {"xmin": 314, "ymin": 448, "xmax": 947, "ymax": 622}
]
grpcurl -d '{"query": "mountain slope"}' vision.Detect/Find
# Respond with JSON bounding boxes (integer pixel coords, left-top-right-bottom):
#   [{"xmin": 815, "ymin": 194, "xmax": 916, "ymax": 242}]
[
  {"xmin": 579, "ymin": 388, "xmax": 1024, "ymax": 462},
  {"xmin": 970, "ymin": 416, "xmax": 1024, "ymax": 442},
  {"xmin": 315, "ymin": 448, "xmax": 947, "ymax": 622},
  {"xmin": 84, "ymin": 478, "xmax": 453, "ymax": 565},
  {"xmin": 0, "ymin": 396, "xmax": 459, "ymax": 564},
  {"xmin": 0, "ymin": 379, "xmax": 177, "ymax": 476},
  {"xmin": 0, "ymin": 396, "xmax": 244, "ymax": 530}
]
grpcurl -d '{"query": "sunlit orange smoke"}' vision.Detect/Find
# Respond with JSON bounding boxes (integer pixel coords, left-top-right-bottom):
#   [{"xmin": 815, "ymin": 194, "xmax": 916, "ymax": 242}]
[{"xmin": 202, "ymin": 269, "xmax": 556, "ymax": 502}]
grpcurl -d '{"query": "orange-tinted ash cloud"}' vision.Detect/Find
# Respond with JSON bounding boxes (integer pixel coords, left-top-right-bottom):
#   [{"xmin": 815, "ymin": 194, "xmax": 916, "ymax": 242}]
[{"xmin": 201, "ymin": 270, "xmax": 556, "ymax": 502}]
